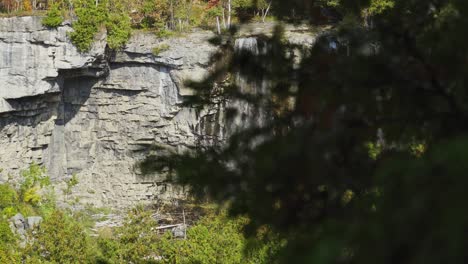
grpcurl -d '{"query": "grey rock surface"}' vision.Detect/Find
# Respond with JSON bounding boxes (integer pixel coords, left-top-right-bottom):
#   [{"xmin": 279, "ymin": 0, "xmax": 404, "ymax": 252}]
[
  {"xmin": 172, "ymin": 224, "xmax": 187, "ymax": 238},
  {"xmin": 26, "ymin": 216, "xmax": 43, "ymax": 229},
  {"xmin": 10, "ymin": 213, "xmax": 27, "ymax": 240},
  {"xmin": 9, "ymin": 213, "xmax": 43, "ymax": 247},
  {"xmin": 0, "ymin": 16, "xmax": 220, "ymax": 208},
  {"xmin": 0, "ymin": 16, "xmax": 318, "ymax": 208}
]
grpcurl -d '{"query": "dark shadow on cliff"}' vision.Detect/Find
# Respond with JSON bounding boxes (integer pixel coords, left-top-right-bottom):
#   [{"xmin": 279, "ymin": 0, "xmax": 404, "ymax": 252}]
[
  {"xmin": 139, "ymin": 0, "xmax": 468, "ymax": 262},
  {"xmin": 0, "ymin": 93, "xmax": 62, "ymax": 131},
  {"xmin": 59, "ymin": 74, "xmax": 98, "ymax": 125}
]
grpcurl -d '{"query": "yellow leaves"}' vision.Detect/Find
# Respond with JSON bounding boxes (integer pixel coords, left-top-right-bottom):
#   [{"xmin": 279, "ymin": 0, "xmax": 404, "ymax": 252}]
[
  {"xmin": 273, "ymin": 199, "xmax": 282, "ymax": 210},
  {"xmin": 341, "ymin": 190, "xmax": 355, "ymax": 205},
  {"xmin": 23, "ymin": 187, "xmax": 41, "ymax": 205},
  {"xmin": 1, "ymin": 206, "xmax": 17, "ymax": 218},
  {"xmin": 410, "ymin": 142, "xmax": 426, "ymax": 157},
  {"xmin": 365, "ymin": 141, "xmax": 383, "ymax": 160},
  {"xmin": 368, "ymin": 0, "xmax": 395, "ymax": 15},
  {"xmin": 366, "ymin": 140, "xmax": 427, "ymax": 159}
]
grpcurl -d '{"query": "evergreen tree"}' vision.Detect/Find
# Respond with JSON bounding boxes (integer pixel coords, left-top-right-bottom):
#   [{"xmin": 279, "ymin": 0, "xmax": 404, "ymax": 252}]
[{"xmin": 143, "ymin": 0, "xmax": 468, "ymax": 262}]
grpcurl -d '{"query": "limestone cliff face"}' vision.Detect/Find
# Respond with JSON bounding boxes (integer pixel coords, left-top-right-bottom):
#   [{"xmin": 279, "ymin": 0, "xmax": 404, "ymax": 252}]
[
  {"xmin": 0, "ymin": 17, "xmax": 318, "ymax": 208},
  {"xmin": 0, "ymin": 16, "xmax": 222, "ymax": 207}
]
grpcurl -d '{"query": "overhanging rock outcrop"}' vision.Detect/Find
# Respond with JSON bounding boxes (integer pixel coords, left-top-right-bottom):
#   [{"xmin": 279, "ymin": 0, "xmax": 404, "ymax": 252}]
[
  {"xmin": 0, "ymin": 16, "xmax": 222, "ymax": 207},
  {"xmin": 0, "ymin": 17, "xmax": 320, "ymax": 208}
]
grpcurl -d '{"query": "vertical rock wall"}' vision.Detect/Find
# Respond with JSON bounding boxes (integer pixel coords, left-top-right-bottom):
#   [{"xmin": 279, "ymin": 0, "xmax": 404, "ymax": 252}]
[
  {"xmin": 0, "ymin": 16, "xmax": 221, "ymax": 207},
  {"xmin": 0, "ymin": 17, "xmax": 317, "ymax": 208}
]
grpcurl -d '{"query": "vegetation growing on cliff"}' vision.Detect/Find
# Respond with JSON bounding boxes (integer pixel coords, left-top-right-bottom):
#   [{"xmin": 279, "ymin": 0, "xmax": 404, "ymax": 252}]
[
  {"xmin": 1, "ymin": 0, "xmax": 277, "ymax": 51},
  {"xmin": 0, "ymin": 163, "xmax": 54, "ymax": 219},
  {"xmin": 41, "ymin": 2, "xmax": 62, "ymax": 27},
  {"xmin": 0, "ymin": 165, "xmax": 280, "ymax": 263}
]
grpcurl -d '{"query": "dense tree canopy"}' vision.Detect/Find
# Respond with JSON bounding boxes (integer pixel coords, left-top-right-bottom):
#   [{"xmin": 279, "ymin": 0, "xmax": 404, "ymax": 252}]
[{"xmin": 142, "ymin": 0, "xmax": 468, "ymax": 263}]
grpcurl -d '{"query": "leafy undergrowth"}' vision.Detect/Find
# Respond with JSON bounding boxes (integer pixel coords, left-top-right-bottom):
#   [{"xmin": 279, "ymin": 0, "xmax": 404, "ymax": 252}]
[{"xmin": 0, "ymin": 165, "xmax": 282, "ymax": 263}]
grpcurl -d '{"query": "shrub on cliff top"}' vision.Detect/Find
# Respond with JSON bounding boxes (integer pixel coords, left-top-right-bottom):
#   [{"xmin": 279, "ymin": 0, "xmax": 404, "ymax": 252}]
[
  {"xmin": 69, "ymin": 0, "xmax": 131, "ymax": 51},
  {"xmin": 106, "ymin": 12, "xmax": 132, "ymax": 50},
  {"xmin": 68, "ymin": 0, "xmax": 106, "ymax": 52},
  {"xmin": 42, "ymin": 3, "xmax": 63, "ymax": 28}
]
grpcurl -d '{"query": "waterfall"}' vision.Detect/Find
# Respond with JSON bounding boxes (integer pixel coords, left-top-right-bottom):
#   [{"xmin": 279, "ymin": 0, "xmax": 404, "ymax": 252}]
[
  {"xmin": 198, "ymin": 37, "xmax": 271, "ymax": 144},
  {"xmin": 227, "ymin": 37, "xmax": 270, "ymax": 134},
  {"xmin": 234, "ymin": 37, "xmax": 259, "ymax": 55}
]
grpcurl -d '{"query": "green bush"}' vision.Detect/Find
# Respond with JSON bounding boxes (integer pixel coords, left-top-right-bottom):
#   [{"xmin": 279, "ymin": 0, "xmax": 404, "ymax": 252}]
[
  {"xmin": 157, "ymin": 212, "xmax": 248, "ymax": 263},
  {"xmin": 0, "ymin": 248, "xmax": 20, "ymax": 264},
  {"xmin": 152, "ymin": 44, "xmax": 170, "ymax": 55},
  {"xmin": 97, "ymin": 207, "xmax": 281, "ymax": 263},
  {"xmin": 68, "ymin": 0, "xmax": 107, "ymax": 52},
  {"xmin": 19, "ymin": 163, "xmax": 51, "ymax": 208},
  {"xmin": 0, "ymin": 218, "xmax": 19, "ymax": 263},
  {"xmin": 2, "ymin": 206, "xmax": 17, "ymax": 218},
  {"xmin": 106, "ymin": 13, "xmax": 132, "ymax": 50},
  {"xmin": 98, "ymin": 206, "xmax": 159, "ymax": 263},
  {"xmin": 0, "ymin": 219, "xmax": 16, "ymax": 246},
  {"xmin": 24, "ymin": 210, "xmax": 94, "ymax": 263},
  {"xmin": 42, "ymin": 3, "xmax": 63, "ymax": 28},
  {"xmin": 0, "ymin": 184, "xmax": 18, "ymax": 209}
]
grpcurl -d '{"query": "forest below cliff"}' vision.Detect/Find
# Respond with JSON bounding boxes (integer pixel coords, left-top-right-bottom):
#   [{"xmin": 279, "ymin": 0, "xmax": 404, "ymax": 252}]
[{"xmin": 0, "ymin": 164, "xmax": 281, "ymax": 263}]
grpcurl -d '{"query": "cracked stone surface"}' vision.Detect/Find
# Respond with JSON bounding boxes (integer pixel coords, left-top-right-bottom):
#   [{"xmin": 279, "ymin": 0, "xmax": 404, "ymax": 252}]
[
  {"xmin": 0, "ymin": 16, "xmax": 222, "ymax": 207},
  {"xmin": 0, "ymin": 16, "xmax": 318, "ymax": 208}
]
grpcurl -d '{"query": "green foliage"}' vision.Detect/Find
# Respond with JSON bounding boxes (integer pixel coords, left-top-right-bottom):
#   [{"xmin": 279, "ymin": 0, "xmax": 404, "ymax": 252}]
[
  {"xmin": 368, "ymin": 0, "xmax": 395, "ymax": 14},
  {"xmin": 68, "ymin": 0, "xmax": 107, "ymax": 52},
  {"xmin": 159, "ymin": 210, "xmax": 282, "ymax": 264},
  {"xmin": 0, "ymin": 164, "xmax": 55, "ymax": 219},
  {"xmin": 22, "ymin": 186, "xmax": 40, "ymax": 205},
  {"xmin": 0, "ymin": 248, "xmax": 20, "ymax": 264},
  {"xmin": 0, "ymin": 218, "xmax": 18, "ymax": 263},
  {"xmin": 156, "ymin": 28, "xmax": 174, "ymax": 38},
  {"xmin": 16, "ymin": 203, "xmax": 36, "ymax": 217},
  {"xmin": 142, "ymin": 0, "xmax": 468, "ymax": 263},
  {"xmin": 97, "ymin": 207, "xmax": 280, "ymax": 263},
  {"xmin": 24, "ymin": 210, "xmax": 94, "ymax": 263},
  {"xmin": 355, "ymin": 138, "xmax": 468, "ymax": 263},
  {"xmin": 19, "ymin": 163, "xmax": 50, "ymax": 206},
  {"xmin": 138, "ymin": 0, "xmax": 169, "ymax": 29},
  {"xmin": 365, "ymin": 142, "xmax": 383, "ymax": 160},
  {"xmin": 20, "ymin": 163, "xmax": 49, "ymax": 193},
  {"xmin": 1, "ymin": 206, "xmax": 17, "ymax": 218},
  {"xmin": 152, "ymin": 43, "xmax": 170, "ymax": 55},
  {"xmin": 106, "ymin": 12, "xmax": 132, "ymax": 50},
  {"xmin": 97, "ymin": 206, "xmax": 160, "ymax": 263},
  {"xmin": 409, "ymin": 141, "xmax": 426, "ymax": 157},
  {"xmin": 67, "ymin": 0, "xmax": 132, "ymax": 51},
  {"xmin": 0, "ymin": 183, "xmax": 18, "ymax": 208},
  {"xmin": 42, "ymin": 3, "xmax": 63, "ymax": 28},
  {"xmin": 157, "ymin": 213, "xmax": 248, "ymax": 263},
  {"xmin": 318, "ymin": 0, "xmax": 341, "ymax": 7},
  {"xmin": 0, "ymin": 219, "xmax": 16, "ymax": 246},
  {"xmin": 63, "ymin": 173, "xmax": 79, "ymax": 196}
]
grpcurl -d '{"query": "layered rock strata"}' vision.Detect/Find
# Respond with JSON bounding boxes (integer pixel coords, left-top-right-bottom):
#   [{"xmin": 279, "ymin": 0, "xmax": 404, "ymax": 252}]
[
  {"xmin": 0, "ymin": 17, "xmax": 318, "ymax": 207},
  {"xmin": 0, "ymin": 16, "xmax": 221, "ymax": 207}
]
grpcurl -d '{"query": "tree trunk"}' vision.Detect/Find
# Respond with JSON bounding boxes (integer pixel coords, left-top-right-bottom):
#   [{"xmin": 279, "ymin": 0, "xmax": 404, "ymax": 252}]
[
  {"xmin": 216, "ymin": 16, "xmax": 221, "ymax": 34},
  {"xmin": 222, "ymin": 8, "xmax": 226, "ymax": 29},
  {"xmin": 262, "ymin": 2, "xmax": 271, "ymax": 23},
  {"xmin": 170, "ymin": 0, "xmax": 175, "ymax": 30},
  {"xmin": 227, "ymin": 0, "xmax": 231, "ymax": 28}
]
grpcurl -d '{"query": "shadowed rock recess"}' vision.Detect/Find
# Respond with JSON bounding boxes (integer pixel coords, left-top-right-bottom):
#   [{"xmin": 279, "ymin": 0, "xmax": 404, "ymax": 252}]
[
  {"xmin": 0, "ymin": 16, "xmax": 317, "ymax": 207},
  {"xmin": 0, "ymin": 16, "xmax": 226, "ymax": 207}
]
